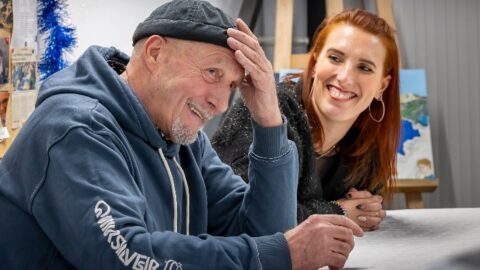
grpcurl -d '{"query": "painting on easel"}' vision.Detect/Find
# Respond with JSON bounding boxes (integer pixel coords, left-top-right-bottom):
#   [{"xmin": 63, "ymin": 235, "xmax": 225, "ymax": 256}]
[{"xmin": 397, "ymin": 69, "xmax": 435, "ymax": 180}]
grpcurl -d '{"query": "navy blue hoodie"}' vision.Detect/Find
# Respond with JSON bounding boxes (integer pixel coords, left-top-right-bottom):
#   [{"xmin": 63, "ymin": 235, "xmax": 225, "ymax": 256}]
[{"xmin": 0, "ymin": 46, "xmax": 299, "ymax": 269}]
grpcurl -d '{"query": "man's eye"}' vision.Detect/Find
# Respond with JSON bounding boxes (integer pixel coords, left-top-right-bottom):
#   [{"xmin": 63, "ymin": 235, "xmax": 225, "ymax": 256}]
[
  {"xmin": 203, "ymin": 68, "xmax": 220, "ymax": 82},
  {"xmin": 208, "ymin": 68, "xmax": 217, "ymax": 77}
]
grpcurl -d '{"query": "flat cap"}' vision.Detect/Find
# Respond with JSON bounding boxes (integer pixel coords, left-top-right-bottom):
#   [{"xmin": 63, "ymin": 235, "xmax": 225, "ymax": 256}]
[{"xmin": 132, "ymin": 0, "xmax": 236, "ymax": 48}]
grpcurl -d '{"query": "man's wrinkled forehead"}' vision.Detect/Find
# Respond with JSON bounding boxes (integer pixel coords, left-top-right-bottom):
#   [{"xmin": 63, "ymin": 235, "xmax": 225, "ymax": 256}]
[
  {"xmin": 180, "ymin": 39, "xmax": 244, "ymax": 78},
  {"xmin": 208, "ymin": 46, "xmax": 244, "ymax": 82}
]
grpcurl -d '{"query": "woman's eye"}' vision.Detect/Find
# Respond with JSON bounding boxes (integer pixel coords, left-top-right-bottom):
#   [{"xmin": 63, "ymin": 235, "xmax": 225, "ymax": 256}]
[
  {"xmin": 359, "ymin": 64, "xmax": 373, "ymax": 73},
  {"xmin": 328, "ymin": 55, "xmax": 341, "ymax": 63}
]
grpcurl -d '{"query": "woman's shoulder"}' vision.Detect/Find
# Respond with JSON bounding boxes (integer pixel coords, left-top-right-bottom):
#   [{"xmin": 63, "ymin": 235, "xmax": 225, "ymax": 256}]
[
  {"xmin": 277, "ymin": 82, "xmax": 302, "ymax": 102},
  {"xmin": 277, "ymin": 82, "xmax": 305, "ymax": 116}
]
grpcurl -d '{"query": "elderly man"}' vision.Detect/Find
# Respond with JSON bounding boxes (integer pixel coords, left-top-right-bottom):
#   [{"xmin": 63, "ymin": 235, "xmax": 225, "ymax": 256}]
[{"xmin": 0, "ymin": 1, "xmax": 362, "ymax": 269}]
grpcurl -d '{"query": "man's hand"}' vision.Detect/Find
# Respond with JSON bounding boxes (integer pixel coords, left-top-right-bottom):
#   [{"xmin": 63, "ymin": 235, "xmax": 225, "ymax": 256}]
[
  {"xmin": 227, "ymin": 18, "xmax": 282, "ymax": 127},
  {"xmin": 338, "ymin": 188, "xmax": 386, "ymax": 231},
  {"xmin": 285, "ymin": 215, "xmax": 363, "ymax": 270}
]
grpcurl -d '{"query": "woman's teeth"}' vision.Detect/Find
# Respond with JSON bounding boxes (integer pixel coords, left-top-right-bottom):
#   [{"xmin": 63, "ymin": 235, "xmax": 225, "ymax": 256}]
[{"xmin": 328, "ymin": 86, "xmax": 356, "ymax": 100}]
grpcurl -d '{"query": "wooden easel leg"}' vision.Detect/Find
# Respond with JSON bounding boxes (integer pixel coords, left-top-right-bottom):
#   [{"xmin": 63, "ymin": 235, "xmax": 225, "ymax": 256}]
[{"xmin": 405, "ymin": 192, "xmax": 424, "ymax": 209}]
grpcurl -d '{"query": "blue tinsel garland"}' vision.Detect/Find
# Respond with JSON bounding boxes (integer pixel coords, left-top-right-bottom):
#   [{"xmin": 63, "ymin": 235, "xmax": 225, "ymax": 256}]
[{"xmin": 38, "ymin": 0, "xmax": 77, "ymax": 80}]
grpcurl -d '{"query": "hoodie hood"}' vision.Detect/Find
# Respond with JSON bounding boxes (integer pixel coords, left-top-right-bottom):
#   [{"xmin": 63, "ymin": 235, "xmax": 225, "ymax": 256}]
[{"xmin": 36, "ymin": 46, "xmax": 179, "ymax": 156}]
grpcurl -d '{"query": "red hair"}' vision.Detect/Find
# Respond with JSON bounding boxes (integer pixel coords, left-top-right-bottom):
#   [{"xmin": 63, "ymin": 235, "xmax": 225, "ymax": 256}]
[{"xmin": 302, "ymin": 9, "xmax": 401, "ymax": 200}]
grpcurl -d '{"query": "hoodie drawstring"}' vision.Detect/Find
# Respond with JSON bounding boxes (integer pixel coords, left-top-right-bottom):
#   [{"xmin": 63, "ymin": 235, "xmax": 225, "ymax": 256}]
[
  {"xmin": 173, "ymin": 158, "xmax": 190, "ymax": 236},
  {"xmin": 158, "ymin": 148, "xmax": 190, "ymax": 235}
]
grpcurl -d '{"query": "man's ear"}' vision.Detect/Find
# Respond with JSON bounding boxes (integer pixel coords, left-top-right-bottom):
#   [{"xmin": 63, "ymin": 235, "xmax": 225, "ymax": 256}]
[
  {"xmin": 376, "ymin": 74, "xmax": 391, "ymax": 100},
  {"xmin": 142, "ymin": 35, "xmax": 166, "ymax": 70}
]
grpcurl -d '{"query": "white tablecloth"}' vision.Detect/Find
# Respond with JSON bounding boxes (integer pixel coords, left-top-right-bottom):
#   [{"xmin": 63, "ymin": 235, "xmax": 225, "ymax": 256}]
[{"xmin": 323, "ymin": 208, "xmax": 480, "ymax": 270}]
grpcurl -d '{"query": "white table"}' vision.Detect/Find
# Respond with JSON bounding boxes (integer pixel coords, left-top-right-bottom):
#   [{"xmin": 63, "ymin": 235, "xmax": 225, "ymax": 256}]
[{"xmin": 322, "ymin": 208, "xmax": 480, "ymax": 270}]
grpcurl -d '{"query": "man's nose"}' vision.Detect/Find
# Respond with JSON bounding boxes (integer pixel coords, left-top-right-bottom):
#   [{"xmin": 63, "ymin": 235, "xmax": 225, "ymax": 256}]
[{"xmin": 209, "ymin": 86, "xmax": 232, "ymax": 114}]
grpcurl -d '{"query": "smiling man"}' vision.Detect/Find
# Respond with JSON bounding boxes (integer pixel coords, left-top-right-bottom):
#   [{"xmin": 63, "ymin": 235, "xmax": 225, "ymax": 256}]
[
  {"xmin": 0, "ymin": 1, "xmax": 362, "ymax": 269},
  {"xmin": 126, "ymin": 37, "xmax": 245, "ymax": 145}
]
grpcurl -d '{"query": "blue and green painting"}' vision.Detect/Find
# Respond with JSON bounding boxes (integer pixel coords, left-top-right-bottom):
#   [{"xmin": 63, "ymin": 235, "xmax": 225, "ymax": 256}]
[{"xmin": 397, "ymin": 69, "xmax": 435, "ymax": 179}]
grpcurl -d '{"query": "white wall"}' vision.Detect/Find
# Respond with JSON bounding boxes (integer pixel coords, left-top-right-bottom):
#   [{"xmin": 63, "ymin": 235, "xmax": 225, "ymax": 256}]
[
  {"xmin": 67, "ymin": 0, "xmax": 241, "ymax": 60},
  {"xmin": 67, "ymin": 0, "xmax": 168, "ymax": 60}
]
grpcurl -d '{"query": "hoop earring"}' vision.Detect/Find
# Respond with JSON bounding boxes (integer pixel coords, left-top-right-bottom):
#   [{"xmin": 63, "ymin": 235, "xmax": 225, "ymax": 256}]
[{"xmin": 369, "ymin": 96, "xmax": 385, "ymax": 123}]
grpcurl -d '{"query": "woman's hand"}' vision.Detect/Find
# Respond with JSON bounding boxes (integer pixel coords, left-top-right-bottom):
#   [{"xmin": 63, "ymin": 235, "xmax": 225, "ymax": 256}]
[{"xmin": 337, "ymin": 188, "xmax": 386, "ymax": 231}]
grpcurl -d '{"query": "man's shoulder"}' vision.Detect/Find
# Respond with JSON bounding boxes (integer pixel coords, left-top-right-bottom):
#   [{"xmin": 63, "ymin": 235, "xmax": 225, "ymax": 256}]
[
  {"xmin": 39, "ymin": 93, "xmax": 102, "ymax": 117},
  {"xmin": 31, "ymin": 93, "xmax": 117, "ymax": 138}
]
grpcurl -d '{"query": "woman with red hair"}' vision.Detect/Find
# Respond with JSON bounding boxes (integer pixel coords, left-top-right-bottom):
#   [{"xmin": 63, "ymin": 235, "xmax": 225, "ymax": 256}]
[{"xmin": 212, "ymin": 9, "xmax": 400, "ymax": 231}]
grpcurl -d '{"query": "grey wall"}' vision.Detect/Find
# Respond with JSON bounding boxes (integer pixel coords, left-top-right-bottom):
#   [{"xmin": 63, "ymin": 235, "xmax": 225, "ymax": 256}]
[{"xmin": 392, "ymin": 0, "xmax": 480, "ymax": 208}]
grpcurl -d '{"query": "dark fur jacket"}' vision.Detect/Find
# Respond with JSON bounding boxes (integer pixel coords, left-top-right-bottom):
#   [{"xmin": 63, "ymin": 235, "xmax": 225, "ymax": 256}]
[{"xmin": 212, "ymin": 83, "xmax": 350, "ymax": 222}]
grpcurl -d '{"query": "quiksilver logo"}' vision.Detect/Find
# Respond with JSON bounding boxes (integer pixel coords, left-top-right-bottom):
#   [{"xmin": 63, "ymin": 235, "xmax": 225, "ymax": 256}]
[{"xmin": 95, "ymin": 200, "xmax": 182, "ymax": 270}]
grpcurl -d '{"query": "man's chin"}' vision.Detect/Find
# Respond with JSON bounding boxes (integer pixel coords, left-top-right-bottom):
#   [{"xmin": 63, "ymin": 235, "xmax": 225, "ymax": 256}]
[
  {"xmin": 171, "ymin": 118, "xmax": 205, "ymax": 145},
  {"xmin": 173, "ymin": 133, "xmax": 198, "ymax": 145},
  {"xmin": 172, "ymin": 129, "xmax": 199, "ymax": 145}
]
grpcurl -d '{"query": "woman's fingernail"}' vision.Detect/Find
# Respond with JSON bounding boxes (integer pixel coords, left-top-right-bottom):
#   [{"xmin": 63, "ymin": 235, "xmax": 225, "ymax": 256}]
[
  {"xmin": 358, "ymin": 216, "xmax": 368, "ymax": 222},
  {"xmin": 356, "ymin": 204, "xmax": 363, "ymax": 210}
]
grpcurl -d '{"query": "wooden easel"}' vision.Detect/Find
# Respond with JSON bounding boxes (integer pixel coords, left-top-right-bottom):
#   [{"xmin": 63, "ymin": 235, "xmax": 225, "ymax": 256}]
[{"xmin": 273, "ymin": 0, "xmax": 438, "ymax": 208}]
